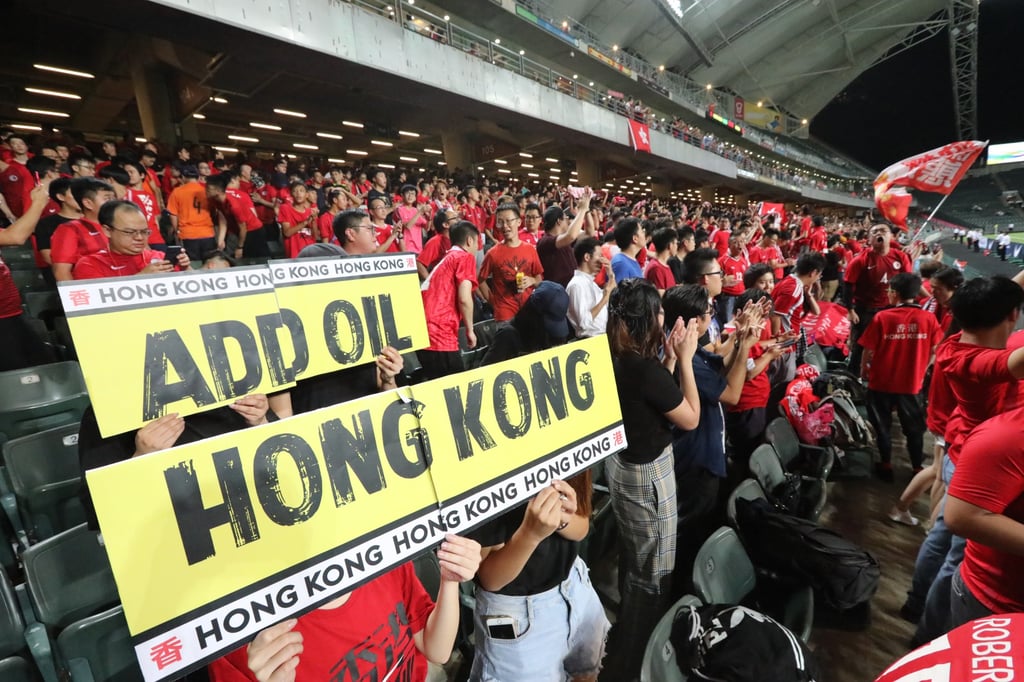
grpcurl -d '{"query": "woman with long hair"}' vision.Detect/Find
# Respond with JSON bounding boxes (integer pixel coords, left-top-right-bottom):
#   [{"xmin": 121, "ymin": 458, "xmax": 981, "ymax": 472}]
[
  {"xmin": 602, "ymin": 278, "xmax": 700, "ymax": 679},
  {"xmin": 469, "ymin": 282, "xmax": 609, "ymax": 681}
]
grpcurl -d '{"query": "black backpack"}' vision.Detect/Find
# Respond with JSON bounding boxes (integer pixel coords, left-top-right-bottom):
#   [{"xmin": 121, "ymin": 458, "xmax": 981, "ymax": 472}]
[
  {"xmin": 736, "ymin": 497, "xmax": 879, "ymax": 610},
  {"xmin": 670, "ymin": 603, "xmax": 821, "ymax": 681}
]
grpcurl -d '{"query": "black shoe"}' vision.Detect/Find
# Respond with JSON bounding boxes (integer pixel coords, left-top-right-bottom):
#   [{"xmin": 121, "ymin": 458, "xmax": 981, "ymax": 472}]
[
  {"xmin": 875, "ymin": 462, "xmax": 895, "ymax": 482},
  {"xmin": 899, "ymin": 603, "xmax": 921, "ymax": 624}
]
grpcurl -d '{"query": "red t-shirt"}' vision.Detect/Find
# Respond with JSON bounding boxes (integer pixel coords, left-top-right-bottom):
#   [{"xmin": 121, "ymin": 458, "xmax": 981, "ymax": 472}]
[
  {"xmin": 318, "ymin": 212, "xmax": 338, "ymax": 245},
  {"xmin": 224, "ymin": 188, "xmax": 263, "ymax": 236},
  {"xmin": 422, "ymin": 246, "xmax": 477, "ymax": 351},
  {"xmin": 50, "ymin": 219, "xmax": 109, "ymax": 266},
  {"xmin": 0, "ymin": 258, "xmax": 23, "ymax": 318},
  {"xmin": 771, "ymin": 274, "xmax": 805, "ymax": 331},
  {"xmin": 935, "ymin": 332, "xmax": 1024, "ymax": 463},
  {"xmin": 125, "ymin": 188, "xmax": 164, "ymax": 245},
  {"xmin": 373, "ymin": 224, "xmax": 400, "ymax": 253},
  {"xmin": 417, "ymin": 233, "xmax": 451, "ymax": 273},
  {"xmin": 926, "ymin": 350, "xmax": 956, "ymax": 437},
  {"xmin": 843, "ymin": 248, "xmax": 913, "ymax": 310},
  {"xmin": 644, "ymin": 258, "xmax": 675, "ymax": 291},
  {"xmin": 279, "ymin": 203, "xmax": 317, "ymax": 259},
  {"xmin": 461, "ymin": 204, "xmax": 487, "ymax": 232},
  {"xmin": 749, "ymin": 243, "xmax": 784, "ymax": 281},
  {"xmin": 73, "ymin": 249, "xmax": 166, "ymax": 279},
  {"xmin": 949, "ymin": 406, "xmax": 1024, "ymax": 613},
  {"xmin": 857, "ymin": 305, "xmax": 942, "ymax": 394},
  {"xmin": 518, "ymin": 230, "xmax": 541, "ymax": 247},
  {"xmin": 720, "ymin": 253, "xmax": 749, "ymax": 296},
  {"xmin": 208, "ymin": 562, "xmax": 433, "ymax": 682},
  {"xmin": 731, "ymin": 342, "xmax": 770, "ymax": 412},
  {"xmin": 0, "ymin": 160, "xmax": 33, "ymax": 217},
  {"xmin": 479, "ymin": 242, "xmax": 543, "ymax": 322},
  {"xmin": 808, "ymin": 227, "xmax": 827, "ymax": 253},
  {"xmin": 253, "ymin": 185, "xmax": 279, "ymax": 224},
  {"xmin": 710, "ymin": 229, "xmax": 731, "ymax": 259}
]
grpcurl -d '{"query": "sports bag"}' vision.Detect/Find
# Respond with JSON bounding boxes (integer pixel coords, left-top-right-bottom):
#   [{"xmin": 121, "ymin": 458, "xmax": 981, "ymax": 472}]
[
  {"xmin": 736, "ymin": 497, "xmax": 879, "ymax": 610},
  {"xmin": 670, "ymin": 603, "xmax": 821, "ymax": 681},
  {"xmin": 818, "ymin": 389, "xmax": 874, "ymax": 450}
]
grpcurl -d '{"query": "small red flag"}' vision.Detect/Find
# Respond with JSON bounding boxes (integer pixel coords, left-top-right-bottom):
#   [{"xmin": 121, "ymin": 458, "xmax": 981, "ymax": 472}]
[
  {"xmin": 876, "ymin": 188, "xmax": 913, "ymax": 230},
  {"xmin": 759, "ymin": 202, "xmax": 786, "ymax": 227},
  {"xmin": 627, "ymin": 119, "xmax": 651, "ymax": 153}
]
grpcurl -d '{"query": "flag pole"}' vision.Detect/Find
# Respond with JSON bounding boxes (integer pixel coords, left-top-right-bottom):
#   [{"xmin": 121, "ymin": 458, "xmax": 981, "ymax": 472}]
[{"xmin": 909, "ymin": 193, "xmax": 953, "ymax": 243}]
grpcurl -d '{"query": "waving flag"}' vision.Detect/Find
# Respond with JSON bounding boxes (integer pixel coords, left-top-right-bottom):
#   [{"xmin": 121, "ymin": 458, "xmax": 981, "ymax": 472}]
[
  {"xmin": 759, "ymin": 202, "xmax": 786, "ymax": 227},
  {"xmin": 627, "ymin": 119, "xmax": 651, "ymax": 153},
  {"xmin": 873, "ymin": 140, "xmax": 987, "ymax": 229}
]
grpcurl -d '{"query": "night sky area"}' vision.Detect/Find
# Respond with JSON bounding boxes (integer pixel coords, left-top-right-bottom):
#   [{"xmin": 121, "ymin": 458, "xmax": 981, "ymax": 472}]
[{"xmin": 811, "ymin": 0, "xmax": 1023, "ymax": 171}]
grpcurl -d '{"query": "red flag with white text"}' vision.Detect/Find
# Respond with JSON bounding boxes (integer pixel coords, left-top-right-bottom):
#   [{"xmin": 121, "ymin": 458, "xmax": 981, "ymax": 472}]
[
  {"xmin": 627, "ymin": 119, "xmax": 651, "ymax": 153},
  {"xmin": 759, "ymin": 202, "xmax": 786, "ymax": 227}
]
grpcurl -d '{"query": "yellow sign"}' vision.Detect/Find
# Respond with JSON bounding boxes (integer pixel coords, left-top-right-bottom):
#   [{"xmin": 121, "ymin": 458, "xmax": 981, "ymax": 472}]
[
  {"xmin": 267, "ymin": 254, "xmax": 429, "ymax": 381},
  {"xmin": 85, "ymin": 336, "xmax": 625, "ymax": 682},
  {"xmin": 59, "ymin": 267, "xmax": 296, "ymax": 438}
]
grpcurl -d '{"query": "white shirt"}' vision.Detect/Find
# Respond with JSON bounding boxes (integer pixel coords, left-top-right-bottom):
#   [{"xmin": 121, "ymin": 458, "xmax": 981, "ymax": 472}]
[{"xmin": 566, "ymin": 269, "xmax": 608, "ymax": 338}]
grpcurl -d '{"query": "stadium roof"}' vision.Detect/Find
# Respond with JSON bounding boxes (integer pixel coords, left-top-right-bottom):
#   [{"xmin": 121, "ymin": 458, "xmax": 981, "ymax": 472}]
[{"xmin": 550, "ymin": 0, "xmax": 948, "ymax": 120}]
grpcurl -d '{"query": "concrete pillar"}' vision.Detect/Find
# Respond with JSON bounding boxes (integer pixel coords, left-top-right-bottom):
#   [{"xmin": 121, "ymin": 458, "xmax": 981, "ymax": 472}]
[
  {"xmin": 576, "ymin": 158, "xmax": 600, "ymax": 187},
  {"xmin": 130, "ymin": 44, "xmax": 184, "ymax": 144},
  {"xmin": 441, "ymin": 133, "xmax": 473, "ymax": 174},
  {"xmin": 652, "ymin": 180, "xmax": 671, "ymax": 198}
]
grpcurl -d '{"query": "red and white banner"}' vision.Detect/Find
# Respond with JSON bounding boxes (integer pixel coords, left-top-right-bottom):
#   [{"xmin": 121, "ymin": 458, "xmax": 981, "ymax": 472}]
[
  {"xmin": 875, "ymin": 614, "xmax": 1024, "ymax": 682},
  {"xmin": 800, "ymin": 302, "xmax": 851, "ymax": 355},
  {"xmin": 873, "ymin": 140, "xmax": 987, "ymax": 228},
  {"xmin": 759, "ymin": 202, "xmax": 786, "ymax": 227},
  {"xmin": 734, "ymin": 96, "xmax": 745, "ymax": 120},
  {"xmin": 627, "ymin": 119, "xmax": 651, "ymax": 153}
]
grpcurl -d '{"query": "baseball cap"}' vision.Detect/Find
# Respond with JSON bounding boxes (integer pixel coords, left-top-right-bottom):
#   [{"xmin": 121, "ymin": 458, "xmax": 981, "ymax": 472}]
[{"xmin": 526, "ymin": 281, "xmax": 570, "ymax": 340}]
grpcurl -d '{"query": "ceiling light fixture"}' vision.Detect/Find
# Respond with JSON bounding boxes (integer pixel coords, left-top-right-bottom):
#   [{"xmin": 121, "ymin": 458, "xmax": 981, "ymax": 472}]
[
  {"xmin": 494, "ymin": 159, "xmax": 507, "ymax": 165},
  {"xmin": 342, "ymin": 120, "xmax": 364, "ymax": 128},
  {"xmin": 213, "ymin": 146, "xmax": 239, "ymax": 153},
  {"xmin": 423, "ymin": 148, "xmax": 442, "ymax": 154},
  {"xmin": 25, "ymin": 87, "xmax": 80, "ymax": 100},
  {"xmin": 17, "ymin": 107, "xmax": 68, "ymax": 118},
  {"xmin": 347, "ymin": 149, "xmax": 368, "ymax": 156},
  {"xmin": 228, "ymin": 135, "xmax": 259, "ymax": 143},
  {"xmin": 33, "ymin": 64, "xmax": 94, "ymax": 79},
  {"xmin": 398, "ymin": 130, "xmax": 420, "ymax": 137},
  {"xmin": 10, "ymin": 124, "xmax": 42, "ymax": 131},
  {"xmin": 519, "ymin": 152, "xmax": 532, "ymax": 158},
  {"xmin": 274, "ymin": 108, "xmax": 306, "ymax": 118},
  {"xmin": 328, "ymin": 158, "xmax": 346, "ymax": 163},
  {"xmin": 250, "ymin": 122, "xmax": 280, "ymax": 130},
  {"xmin": 371, "ymin": 140, "xmax": 393, "ymax": 147},
  {"xmin": 192, "ymin": 113, "xmax": 207, "ymax": 119},
  {"xmin": 316, "ymin": 132, "xmax": 343, "ymax": 139},
  {"xmin": 293, "ymin": 143, "xmax": 318, "ymax": 150},
  {"xmin": 399, "ymin": 156, "xmax": 418, "ymax": 162}
]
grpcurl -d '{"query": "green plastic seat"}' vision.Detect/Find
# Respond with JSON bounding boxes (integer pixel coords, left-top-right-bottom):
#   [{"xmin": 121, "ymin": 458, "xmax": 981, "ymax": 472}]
[
  {"xmin": 0, "ymin": 362, "xmax": 89, "ymax": 444},
  {"xmin": 4, "ymin": 424, "xmax": 86, "ymax": 541},
  {"xmin": 21, "ymin": 292, "xmax": 63, "ymax": 327},
  {"xmin": 58, "ymin": 606, "xmax": 141, "ymax": 682},
  {"xmin": 23, "ymin": 525, "xmax": 119, "ymax": 629},
  {"xmin": 764, "ymin": 418, "xmax": 834, "ymax": 480},
  {"xmin": 692, "ymin": 527, "xmax": 814, "ymax": 643},
  {"xmin": 11, "ymin": 269, "xmax": 50, "ymax": 295},
  {"xmin": 0, "ymin": 572, "xmax": 36, "ymax": 682},
  {"xmin": 412, "ymin": 550, "xmax": 441, "ymax": 599},
  {"xmin": 749, "ymin": 444, "xmax": 826, "ymax": 522},
  {"xmin": 640, "ymin": 594, "xmax": 700, "ymax": 682},
  {"xmin": 725, "ymin": 479, "xmax": 766, "ymax": 527}
]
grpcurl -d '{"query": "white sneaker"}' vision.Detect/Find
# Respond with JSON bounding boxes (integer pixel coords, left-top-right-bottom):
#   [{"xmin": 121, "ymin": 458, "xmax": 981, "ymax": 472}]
[{"xmin": 888, "ymin": 507, "xmax": 920, "ymax": 526}]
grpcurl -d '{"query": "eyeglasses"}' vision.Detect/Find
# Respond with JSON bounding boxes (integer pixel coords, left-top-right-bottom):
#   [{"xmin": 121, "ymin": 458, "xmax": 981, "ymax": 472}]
[
  {"xmin": 370, "ymin": 204, "xmax": 388, "ymax": 210},
  {"xmin": 524, "ymin": 215, "xmax": 541, "ymax": 221},
  {"xmin": 108, "ymin": 226, "xmax": 150, "ymax": 239},
  {"xmin": 495, "ymin": 219, "xmax": 520, "ymax": 227},
  {"xmin": 704, "ymin": 305, "xmax": 713, "ymax": 317},
  {"xmin": 703, "ymin": 270, "xmax": 723, "ymax": 278}
]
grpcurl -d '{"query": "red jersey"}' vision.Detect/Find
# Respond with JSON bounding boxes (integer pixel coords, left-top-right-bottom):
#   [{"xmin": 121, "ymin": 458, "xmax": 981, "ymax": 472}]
[
  {"xmin": 373, "ymin": 224, "xmax": 400, "ymax": 253},
  {"xmin": 731, "ymin": 342, "xmax": 771, "ymax": 412},
  {"xmin": 417, "ymin": 233, "xmax": 451, "ymax": 273},
  {"xmin": 771, "ymin": 274, "xmax": 806, "ymax": 332},
  {"xmin": 710, "ymin": 228, "xmax": 730, "ymax": 258},
  {"xmin": 461, "ymin": 204, "xmax": 487, "ymax": 232},
  {"xmin": 279, "ymin": 203, "xmax": 317, "ymax": 259},
  {"xmin": 0, "ymin": 160, "xmax": 33, "ymax": 217},
  {"xmin": 749, "ymin": 243, "xmax": 785, "ymax": 281},
  {"xmin": 720, "ymin": 252, "xmax": 748, "ymax": 296},
  {"xmin": 318, "ymin": 212, "xmax": 338, "ymax": 245},
  {"xmin": 0, "ymin": 257, "xmax": 22, "ymax": 318},
  {"xmin": 73, "ymin": 249, "xmax": 166, "ymax": 280},
  {"xmin": 518, "ymin": 230, "xmax": 541, "ymax": 247},
  {"xmin": 926, "ymin": 353, "xmax": 955, "ymax": 437},
  {"xmin": 949, "ymin": 406, "xmax": 1024, "ymax": 613},
  {"xmin": 843, "ymin": 248, "xmax": 913, "ymax": 310},
  {"xmin": 644, "ymin": 258, "xmax": 675, "ymax": 291},
  {"xmin": 50, "ymin": 219, "xmax": 109, "ymax": 267},
  {"xmin": 125, "ymin": 188, "xmax": 164, "ymax": 245},
  {"xmin": 421, "ymin": 246, "xmax": 477, "ymax": 351},
  {"xmin": 857, "ymin": 305, "xmax": 942, "ymax": 394},
  {"xmin": 808, "ymin": 227, "xmax": 827, "ymax": 253},
  {"xmin": 935, "ymin": 331, "xmax": 1024, "ymax": 463},
  {"xmin": 223, "ymin": 188, "xmax": 263, "ymax": 237},
  {"xmin": 208, "ymin": 562, "xmax": 433, "ymax": 682},
  {"xmin": 253, "ymin": 185, "xmax": 279, "ymax": 224},
  {"xmin": 479, "ymin": 242, "xmax": 543, "ymax": 321}
]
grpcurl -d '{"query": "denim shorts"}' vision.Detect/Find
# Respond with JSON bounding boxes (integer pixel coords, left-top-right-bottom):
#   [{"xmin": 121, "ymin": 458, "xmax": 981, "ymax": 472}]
[{"xmin": 470, "ymin": 556, "xmax": 610, "ymax": 681}]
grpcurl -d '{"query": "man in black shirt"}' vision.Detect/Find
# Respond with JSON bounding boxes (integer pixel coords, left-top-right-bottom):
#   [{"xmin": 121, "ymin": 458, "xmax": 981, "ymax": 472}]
[{"xmin": 34, "ymin": 178, "xmax": 81, "ymax": 285}]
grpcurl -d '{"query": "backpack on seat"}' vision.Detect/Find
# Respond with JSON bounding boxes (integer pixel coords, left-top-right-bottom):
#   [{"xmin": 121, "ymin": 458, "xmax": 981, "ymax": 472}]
[
  {"xmin": 669, "ymin": 603, "xmax": 821, "ymax": 681},
  {"xmin": 818, "ymin": 389, "xmax": 874, "ymax": 450}
]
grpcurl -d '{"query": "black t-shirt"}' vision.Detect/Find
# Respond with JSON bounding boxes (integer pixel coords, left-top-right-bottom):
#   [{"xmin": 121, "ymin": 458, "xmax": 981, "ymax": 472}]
[
  {"xmin": 78, "ymin": 405, "xmax": 252, "ymax": 529},
  {"xmin": 36, "ymin": 214, "xmax": 73, "ymax": 251},
  {"xmin": 468, "ymin": 502, "xmax": 577, "ymax": 595},
  {"xmin": 614, "ymin": 352, "xmax": 684, "ymax": 464},
  {"xmin": 366, "ymin": 188, "xmax": 391, "ymax": 208},
  {"xmin": 290, "ymin": 364, "xmax": 381, "ymax": 415},
  {"xmin": 536, "ymin": 234, "xmax": 576, "ymax": 288}
]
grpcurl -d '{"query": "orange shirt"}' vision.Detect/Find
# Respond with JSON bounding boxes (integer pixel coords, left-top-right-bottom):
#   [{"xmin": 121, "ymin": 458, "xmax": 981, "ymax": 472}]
[{"xmin": 166, "ymin": 181, "xmax": 214, "ymax": 240}]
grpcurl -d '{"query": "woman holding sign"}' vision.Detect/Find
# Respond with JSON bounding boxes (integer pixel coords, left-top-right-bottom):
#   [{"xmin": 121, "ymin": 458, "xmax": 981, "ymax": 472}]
[{"xmin": 603, "ymin": 278, "xmax": 701, "ymax": 680}]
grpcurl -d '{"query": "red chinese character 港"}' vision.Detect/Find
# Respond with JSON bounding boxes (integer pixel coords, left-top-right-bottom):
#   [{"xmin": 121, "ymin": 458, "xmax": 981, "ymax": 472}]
[{"xmin": 612, "ymin": 430, "xmax": 624, "ymax": 446}]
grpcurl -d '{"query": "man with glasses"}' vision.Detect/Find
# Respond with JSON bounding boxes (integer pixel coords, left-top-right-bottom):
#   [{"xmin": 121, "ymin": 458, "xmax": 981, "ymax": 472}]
[
  {"xmin": 67, "ymin": 152, "xmax": 96, "ymax": 179},
  {"xmin": 479, "ymin": 203, "xmax": 543, "ymax": 322},
  {"xmin": 73, "ymin": 200, "xmax": 189, "ymax": 279},
  {"xmin": 417, "ymin": 209, "xmax": 457, "ymax": 279},
  {"xmin": 842, "ymin": 223, "xmax": 913, "ymax": 375},
  {"xmin": 518, "ymin": 202, "xmax": 543, "ymax": 247},
  {"xmin": 367, "ymin": 197, "xmax": 402, "ymax": 253}
]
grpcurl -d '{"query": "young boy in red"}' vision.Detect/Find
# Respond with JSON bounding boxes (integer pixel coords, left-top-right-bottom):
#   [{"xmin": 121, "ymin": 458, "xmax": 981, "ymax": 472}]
[{"xmin": 858, "ymin": 272, "xmax": 942, "ymax": 480}]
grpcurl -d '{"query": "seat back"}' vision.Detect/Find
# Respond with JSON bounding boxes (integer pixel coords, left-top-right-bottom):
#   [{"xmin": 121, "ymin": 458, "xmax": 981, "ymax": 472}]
[
  {"xmin": 725, "ymin": 479, "xmax": 766, "ymax": 527},
  {"xmin": 0, "ymin": 362, "xmax": 89, "ymax": 443},
  {"xmin": 11, "ymin": 268, "xmax": 49, "ymax": 294},
  {"xmin": 802, "ymin": 344, "xmax": 828, "ymax": 372},
  {"xmin": 640, "ymin": 594, "xmax": 700, "ymax": 682},
  {"xmin": 57, "ymin": 606, "xmax": 142, "ymax": 682},
  {"xmin": 412, "ymin": 551, "xmax": 441, "ymax": 599},
  {"xmin": 692, "ymin": 527, "xmax": 756, "ymax": 606},
  {"xmin": 22, "ymin": 291, "xmax": 63, "ymax": 326},
  {"xmin": 23, "ymin": 524, "xmax": 119, "ymax": 629},
  {"xmin": 473, "ymin": 319, "xmax": 498, "ymax": 348},
  {"xmin": 4, "ymin": 424, "xmax": 86, "ymax": 540},
  {"xmin": 0, "ymin": 571, "xmax": 25, "ymax": 657},
  {"xmin": 749, "ymin": 444, "xmax": 787, "ymax": 494},
  {"xmin": 0, "ymin": 656, "xmax": 35, "ymax": 682},
  {"xmin": 764, "ymin": 418, "xmax": 800, "ymax": 467}
]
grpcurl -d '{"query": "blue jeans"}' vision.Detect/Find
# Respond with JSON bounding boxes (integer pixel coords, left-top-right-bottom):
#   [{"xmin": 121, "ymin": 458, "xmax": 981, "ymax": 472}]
[
  {"xmin": 914, "ymin": 455, "xmax": 966, "ymax": 645},
  {"xmin": 950, "ymin": 565, "xmax": 993, "ymax": 630},
  {"xmin": 470, "ymin": 557, "xmax": 610, "ymax": 681},
  {"xmin": 904, "ymin": 453, "xmax": 954, "ymax": 615}
]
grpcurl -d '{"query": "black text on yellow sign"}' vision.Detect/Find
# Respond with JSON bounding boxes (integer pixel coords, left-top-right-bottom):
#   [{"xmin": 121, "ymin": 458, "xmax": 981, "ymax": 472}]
[{"xmin": 85, "ymin": 336, "xmax": 625, "ymax": 682}]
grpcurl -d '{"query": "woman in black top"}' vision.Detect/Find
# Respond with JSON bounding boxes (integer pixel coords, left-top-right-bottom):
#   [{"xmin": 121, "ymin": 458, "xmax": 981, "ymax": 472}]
[{"xmin": 602, "ymin": 278, "xmax": 700, "ymax": 680}]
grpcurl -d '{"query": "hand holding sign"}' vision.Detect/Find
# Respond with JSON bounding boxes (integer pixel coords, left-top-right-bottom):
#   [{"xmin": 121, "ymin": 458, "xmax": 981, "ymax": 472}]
[
  {"xmin": 133, "ymin": 413, "xmax": 185, "ymax": 457},
  {"xmin": 228, "ymin": 393, "xmax": 270, "ymax": 426},
  {"xmin": 521, "ymin": 485, "xmax": 567, "ymax": 543},
  {"xmin": 246, "ymin": 619, "xmax": 302, "ymax": 682},
  {"xmin": 436, "ymin": 534, "xmax": 483, "ymax": 583}
]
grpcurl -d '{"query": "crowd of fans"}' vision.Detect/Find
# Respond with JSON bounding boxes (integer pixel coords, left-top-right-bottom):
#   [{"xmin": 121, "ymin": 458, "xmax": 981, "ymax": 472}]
[{"xmin": 3, "ymin": 129, "xmax": 1024, "ymax": 682}]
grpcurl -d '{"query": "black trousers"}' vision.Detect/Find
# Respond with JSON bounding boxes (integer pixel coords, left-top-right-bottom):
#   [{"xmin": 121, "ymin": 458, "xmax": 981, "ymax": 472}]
[
  {"xmin": 417, "ymin": 349, "xmax": 464, "ymax": 380},
  {"xmin": 866, "ymin": 389, "xmax": 926, "ymax": 468}
]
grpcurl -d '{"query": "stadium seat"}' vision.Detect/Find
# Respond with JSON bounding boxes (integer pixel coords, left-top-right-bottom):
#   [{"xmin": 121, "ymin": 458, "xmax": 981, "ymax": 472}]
[
  {"xmin": 57, "ymin": 606, "xmax": 141, "ymax": 682},
  {"xmin": 400, "ymin": 351, "xmax": 425, "ymax": 385},
  {"xmin": 749, "ymin": 444, "xmax": 826, "ymax": 522},
  {"xmin": 0, "ymin": 570, "xmax": 36, "ymax": 682},
  {"xmin": 639, "ymin": 593, "xmax": 701, "ymax": 682},
  {"xmin": 3, "ymin": 424, "xmax": 86, "ymax": 542},
  {"xmin": 725, "ymin": 479, "xmax": 766, "ymax": 527},
  {"xmin": 692, "ymin": 527, "xmax": 813, "ymax": 643},
  {"xmin": 50, "ymin": 318, "xmax": 76, "ymax": 361},
  {"xmin": 22, "ymin": 525, "xmax": 120, "ymax": 682},
  {"xmin": 21, "ymin": 292, "xmax": 63, "ymax": 329},
  {"xmin": 2, "ymin": 247, "xmax": 37, "ymax": 269},
  {"xmin": 764, "ymin": 418, "xmax": 834, "ymax": 480},
  {"xmin": 11, "ymin": 268, "xmax": 50, "ymax": 294},
  {"xmin": 0, "ymin": 362, "xmax": 90, "ymax": 445},
  {"xmin": 412, "ymin": 550, "xmax": 441, "ymax": 599}
]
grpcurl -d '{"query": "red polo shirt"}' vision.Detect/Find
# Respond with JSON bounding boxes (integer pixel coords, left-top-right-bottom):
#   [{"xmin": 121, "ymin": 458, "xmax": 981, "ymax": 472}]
[
  {"xmin": 858, "ymin": 304, "xmax": 942, "ymax": 394},
  {"xmin": 50, "ymin": 219, "xmax": 109, "ymax": 267},
  {"xmin": 73, "ymin": 249, "xmax": 166, "ymax": 279}
]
